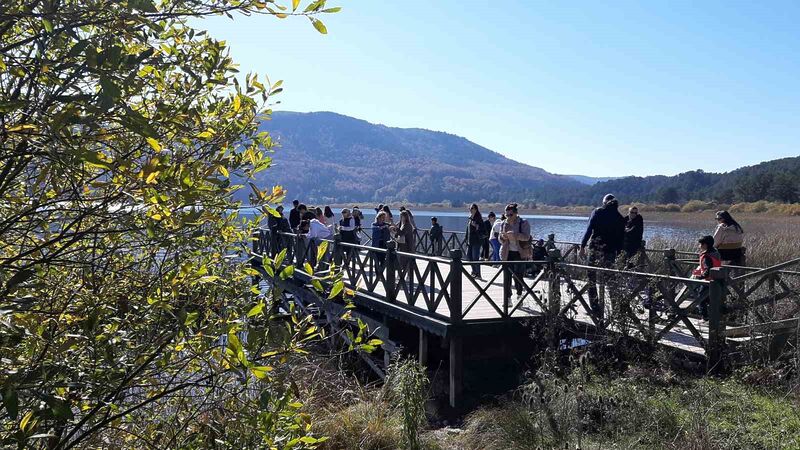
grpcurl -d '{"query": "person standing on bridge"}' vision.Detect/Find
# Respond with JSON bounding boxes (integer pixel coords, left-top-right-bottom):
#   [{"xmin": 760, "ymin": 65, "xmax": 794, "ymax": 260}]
[
  {"xmin": 482, "ymin": 212, "xmax": 496, "ymax": 261},
  {"xmin": 339, "ymin": 208, "xmax": 360, "ymax": 245},
  {"xmin": 382, "ymin": 205, "xmax": 394, "ymax": 224},
  {"xmin": 399, "ymin": 206, "xmax": 417, "ymax": 231},
  {"xmin": 623, "ymin": 206, "xmax": 644, "ymax": 261},
  {"xmin": 371, "ymin": 211, "xmax": 391, "ymax": 268},
  {"xmin": 308, "ymin": 209, "xmax": 333, "ymax": 242},
  {"xmin": 579, "ymin": 194, "xmax": 626, "ymax": 320},
  {"xmin": 692, "ymin": 235, "xmax": 722, "ymax": 320},
  {"xmin": 395, "ymin": 210, "xmax": 417, "ymax": 287},
  {"xmin": 489, "ymin": 213, "xmax": 503, "ymax": 262},
  {"xmin": 289, "ymin": 199, "xmax": 301, "ymax": 231},
  {"xmin": 713, "ymin": 210, "xmax": 745, "ymax": 266},
  {"xmin": 500, "ymin": 203, "xmax": 532, "ymax": 299},
  {"xmin": 466, "ymin": 203, "xmax": 484, "ymax": 278},
  {"xmin": 300, "ymin": 204, "xmax": 315, "ymax": 223},
  {"xmin": 324, "ymin": 206, "xmax": 336, "ymax": 235},
  {"xmin": 430, "ymin": 217, "xmax": 444, "ymax": 256}
]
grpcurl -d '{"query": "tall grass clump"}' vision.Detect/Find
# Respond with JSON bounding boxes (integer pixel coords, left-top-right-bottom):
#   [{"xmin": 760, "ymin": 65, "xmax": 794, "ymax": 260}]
[
  {"xmin": 459, "ymin": 356, "xmax": 800, "ymax": 450},
  {"xmin": 386, "ymin": 359, "xmax": 430, "ymax": 450}
]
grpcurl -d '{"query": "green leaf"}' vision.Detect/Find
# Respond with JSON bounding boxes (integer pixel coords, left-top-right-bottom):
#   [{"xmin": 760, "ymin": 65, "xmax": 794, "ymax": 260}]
[
  {"xmin": 279, "ymin": 265, "xmax": 294, "ymax": 280},
  {"xmin": 303, "ymin": 262, "xmax": 313, "ymax": 275},
  {"xmin": 2, "ymin": 388, "xmax": 18, "ymax": 420},
  {"xmin": 274, "ymin": 248, "xmax": 287, "ymax": 267},
  {"xmin": 42, "ymin": 19, "xmax": 53, "ymax": 33},
  {"xmin": 322, "ymin": 7, "xmax": 341, "ymax": 13},
  {"xmin": 327, "ymin": 280, "xmax": 344, "ymax": 299},
  {"xmin": 0, "ymin": 100, "xmax": 26, "ymax": 113},
  {"xmin": 247, "ymin": 302, "xmax": 264, "ymax": 317},
  {"xmin": 304, "ymin": 0, "xmax": 324, "ymax": 12},
  {"xmin": 99, "ymin": 76, "xmax": 122, "ymax": 108},
  {"xmin": 250, "ymin": 365, "xmax": 273, "ymax": 380},
  {"xmin": 184, "ymin": 311, "xmax": 199, "ymax": 326},
  {"xmin": 128, "ymin": 0, "xmax": 158, "ymax": 12},
  {"xmin": 310, "ymin": 18, "xmax": 328, "ymax": 34},
  {"xmin": 316, "ymin": 241, "xmax": 328, "ymax": 264},
  {"xmin": 311, "ymin": 279, "xmax": 323, "ymax": 292}
]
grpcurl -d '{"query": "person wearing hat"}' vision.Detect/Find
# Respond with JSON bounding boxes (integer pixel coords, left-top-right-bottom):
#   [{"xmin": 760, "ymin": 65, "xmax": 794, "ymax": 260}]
[
  {"xmin": 692, "ymin": 235, "xmax": 722, "ymax": 320},
  {"xmin": 579, "ymin": 193, "xmax": 626, "ymax": 320}
]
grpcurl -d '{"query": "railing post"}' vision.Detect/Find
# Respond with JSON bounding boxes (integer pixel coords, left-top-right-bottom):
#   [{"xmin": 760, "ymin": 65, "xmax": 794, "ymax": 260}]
[
  {"xmin": 707, "ymin": 267, "xmax": 728, "ymax": 373},
  {"xmin": 449, "ymin": 249, "xmax": 463, "ymax": 323},
  {"xmin": 333, "ymin": 234, "xmax": 343, "ymax": 268},
  {"xmin": 386, "ymin": 241, "xmax": 397, "ymax": 302},
  {"xmin": 251, "ymin": 230, "xmax": 261, "ymax": 266},
  {"xmin": 294, "ymin": 235, "xmax": 305, "ymax": 267},
  {"xmin": 547, "ymin": 249, "xmax": 562, "ymax": 316},
  {"xmin": 664, "ymin": 248, "xmax": 679, "ymax": 277}
]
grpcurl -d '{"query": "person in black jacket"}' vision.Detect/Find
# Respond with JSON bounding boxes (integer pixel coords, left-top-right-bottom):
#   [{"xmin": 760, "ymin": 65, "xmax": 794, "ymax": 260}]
[
  {"xmin": 482, "ymin": 212, "xmax": 495, "ymax": 260},
  {"xmin": 623, "ymin": 206, "xmax": 644, "ymax": 258},
  {"xmin": 289, "ymin": 199, "xmax": 301, "ymax": 231},
  {"xmin": 579, "ymin": 194, "xmax": 626, "ymax": 320},
  {"xmin": 466, "ymin": 203, "xmax": 484, "ymax": 278},
  {"xmin": 430, "ymin": 217, "xmax": 443, "ymax": 256}
]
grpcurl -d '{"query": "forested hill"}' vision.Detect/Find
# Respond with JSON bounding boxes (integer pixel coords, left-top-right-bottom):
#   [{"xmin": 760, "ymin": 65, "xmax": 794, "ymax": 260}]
[
  {"xmin": 247, "ymin": 111, "xmax": 799, "ymax": 206},
  {"xmin": 572, "ymin": 157, "xmax": 800, "ymax": 205},
  {"xmin": 250, "ymin": 111, "xmax": 585, "ymax": 205}
]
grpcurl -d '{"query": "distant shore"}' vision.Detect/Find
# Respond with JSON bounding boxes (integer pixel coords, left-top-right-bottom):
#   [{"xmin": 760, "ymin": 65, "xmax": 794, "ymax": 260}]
[{"xmin": 326, "ymin": 200, "xmax": 800, "ymax": 218}]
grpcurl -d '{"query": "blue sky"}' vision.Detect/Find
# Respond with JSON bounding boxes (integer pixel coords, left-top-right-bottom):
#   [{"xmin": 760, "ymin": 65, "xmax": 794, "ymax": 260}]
[{"xmin": 196, "ymin": 0, "xmax": 800, "ymax": 177}]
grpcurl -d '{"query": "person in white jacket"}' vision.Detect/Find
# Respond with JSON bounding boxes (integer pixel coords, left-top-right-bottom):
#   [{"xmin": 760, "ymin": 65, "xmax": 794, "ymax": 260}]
[{"xmin": 712, "ymin": 210, "xmax": 745, "ymax": 265}]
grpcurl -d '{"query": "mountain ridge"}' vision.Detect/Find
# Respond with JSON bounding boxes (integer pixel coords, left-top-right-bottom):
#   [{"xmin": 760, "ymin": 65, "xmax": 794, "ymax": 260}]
[
  {"xmin": 251, "ymin": 111, "xmax": 583, "ymax": 205},
  {"xmin": 246, "ymin": 111, "xmax": 800, "ymax": 206}
]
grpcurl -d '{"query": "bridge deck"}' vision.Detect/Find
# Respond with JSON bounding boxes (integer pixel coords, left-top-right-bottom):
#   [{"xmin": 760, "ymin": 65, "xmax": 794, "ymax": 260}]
[{"xmin": 333, "ymin": 253, "xmax": 726, "ymax": 356}]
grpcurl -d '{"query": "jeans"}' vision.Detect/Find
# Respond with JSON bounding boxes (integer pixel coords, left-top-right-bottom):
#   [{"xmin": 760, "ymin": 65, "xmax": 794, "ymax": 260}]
[
  {"xmin": 467, "ymin": 243, "xmax": 482, "ymax": 277},
  {"xmin": 490, "ymin": 238, "xmax": 501, "ymax": 262}
]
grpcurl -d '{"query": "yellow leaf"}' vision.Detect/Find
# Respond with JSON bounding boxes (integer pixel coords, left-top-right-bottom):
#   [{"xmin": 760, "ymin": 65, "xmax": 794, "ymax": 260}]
[
  {"xmin": 5, "ymin": 124, "xmax": 38, "ymax": 133},
  {"xmin": 217, "ymin": 165, "xmax": 229, "ymax": 177},
  {"xmin": 292, "ymin": 0, "xmax": 300, "ymax": 11},
  {"xmin": 232, "ymin": 95, "xmax": 241, "ymax": 112},
  {"xmin": 20, "ymin": 411, "xmax": 34, "ymax": 431},
  {"xmin": 251, "ymin": 366, "xmax": 273, "ymax": 380},
  {"xmin": 145, "ymin": 171, "xmax": 159, "ymax": 184},
  {"xmin": 146, "ymin": 137, "xmax": 162, "ymax": 152}
]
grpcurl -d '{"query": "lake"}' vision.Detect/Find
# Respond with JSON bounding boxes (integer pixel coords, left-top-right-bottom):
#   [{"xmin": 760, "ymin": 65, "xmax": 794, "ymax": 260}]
[{"xmin": 242, "ymin": 207, "xmax": 712, "ymax": 244}]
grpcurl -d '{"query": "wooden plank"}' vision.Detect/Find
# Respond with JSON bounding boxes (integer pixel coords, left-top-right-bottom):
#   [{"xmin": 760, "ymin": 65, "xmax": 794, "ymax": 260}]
[{"xmin": 724, "ymin": 318, "xmax": 800, "ymax": 338}]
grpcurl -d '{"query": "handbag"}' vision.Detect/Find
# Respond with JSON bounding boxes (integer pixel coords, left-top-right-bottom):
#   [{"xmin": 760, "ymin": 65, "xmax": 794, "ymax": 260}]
[{"xmin": 516, "ymin": 220, "xmax": 533, "ymax": 259}]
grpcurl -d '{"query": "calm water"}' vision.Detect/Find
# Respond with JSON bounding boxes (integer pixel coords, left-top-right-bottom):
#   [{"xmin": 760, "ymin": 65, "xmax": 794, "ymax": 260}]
[{"xmin": 242, "ymin": 208, "xmax": 711, "ymax": 244}]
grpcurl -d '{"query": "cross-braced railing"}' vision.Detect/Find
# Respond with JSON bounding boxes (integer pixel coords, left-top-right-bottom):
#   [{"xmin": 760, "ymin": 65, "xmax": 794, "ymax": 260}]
[{"xmin": 252, "ymin": 228, "xmax": 800, "ymax": 367}]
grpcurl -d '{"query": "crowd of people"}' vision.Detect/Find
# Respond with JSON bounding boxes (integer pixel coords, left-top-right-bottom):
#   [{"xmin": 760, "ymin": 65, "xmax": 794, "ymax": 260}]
[{"xmin": 267, "ymin": 196, "xmax": 746, "ymax": 313}]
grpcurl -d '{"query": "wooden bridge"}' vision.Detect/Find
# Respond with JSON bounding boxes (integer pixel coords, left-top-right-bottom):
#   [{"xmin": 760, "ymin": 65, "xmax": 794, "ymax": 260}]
[{"xmin": 251, "ymin": 227, "xmax": 800, "ymax": 408}]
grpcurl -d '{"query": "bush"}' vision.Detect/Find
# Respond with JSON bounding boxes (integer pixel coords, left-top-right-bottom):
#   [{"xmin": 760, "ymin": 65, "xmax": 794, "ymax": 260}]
[
  {"xmin": 317, "ymin": 400, "xmax": 404, "ymax": 450},
  {"xmin": 681, "ymin": 200, "xmax": 716, "ymax": 213}
]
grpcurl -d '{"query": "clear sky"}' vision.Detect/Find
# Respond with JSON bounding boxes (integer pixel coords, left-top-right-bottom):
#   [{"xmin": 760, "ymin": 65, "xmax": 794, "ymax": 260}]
[{"xmin": 195, "ymin": 0, "xmax": 800, "ymax": 177}]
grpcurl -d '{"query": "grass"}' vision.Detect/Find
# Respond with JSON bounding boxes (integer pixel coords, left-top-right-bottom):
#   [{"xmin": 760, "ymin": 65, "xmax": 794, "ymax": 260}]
[{"xmin": 457, "ymin": 366, "xmax": 800, "ymax": 450}]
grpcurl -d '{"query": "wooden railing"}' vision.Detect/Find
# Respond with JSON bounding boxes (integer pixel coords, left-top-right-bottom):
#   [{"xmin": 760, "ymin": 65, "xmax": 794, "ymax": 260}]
[{"xmin": 253, "ymin": 228, "xmax": 800, "ymax": 368}]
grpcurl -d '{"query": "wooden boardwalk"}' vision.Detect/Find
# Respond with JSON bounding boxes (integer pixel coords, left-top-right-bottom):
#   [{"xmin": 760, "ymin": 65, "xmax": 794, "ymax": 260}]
[
  {"xmin": 255, "ymin": 229, "xmax": 800, "ymax": 407},
  {"xmin": 334, "ymin": 253, "xmax": 715, "ymax": 356}
]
